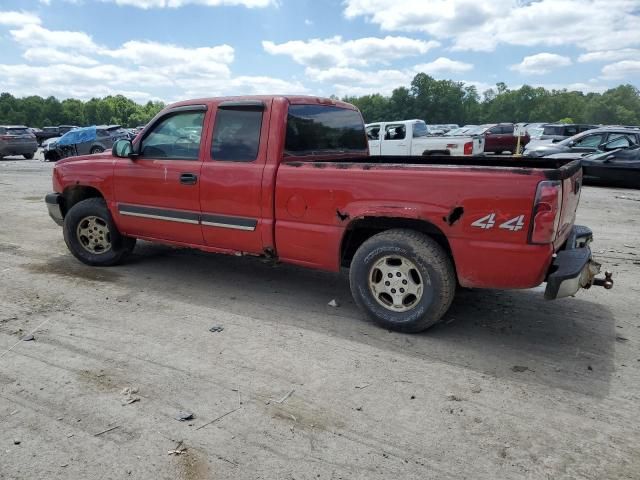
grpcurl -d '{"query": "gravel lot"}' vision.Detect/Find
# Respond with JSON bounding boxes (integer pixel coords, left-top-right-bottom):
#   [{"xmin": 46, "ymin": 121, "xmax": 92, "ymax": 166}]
[{"xmin": 1, "ymin": 154, "xmax": 639, "ymax": 480}]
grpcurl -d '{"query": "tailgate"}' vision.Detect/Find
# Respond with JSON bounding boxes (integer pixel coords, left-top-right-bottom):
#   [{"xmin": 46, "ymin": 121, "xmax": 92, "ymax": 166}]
[{"xmin": 553, "ymin": 162, "xmax": 583, "ymax": 250}]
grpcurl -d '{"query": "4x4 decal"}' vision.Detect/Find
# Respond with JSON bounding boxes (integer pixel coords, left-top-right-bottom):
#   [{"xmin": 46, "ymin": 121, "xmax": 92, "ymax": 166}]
[{"xmin": 472, "ymin": 214, "xmax": 525, "ymax": 231}]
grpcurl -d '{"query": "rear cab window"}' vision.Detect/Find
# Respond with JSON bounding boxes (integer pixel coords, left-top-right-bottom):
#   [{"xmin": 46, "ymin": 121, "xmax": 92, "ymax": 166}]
[
  {"xmin": 413, "ymin": 122, "xmax": 428, "ymax": 138},
  {"xmin": 285, "ymin": 105, "xmax": 367, "ymax": 156}
]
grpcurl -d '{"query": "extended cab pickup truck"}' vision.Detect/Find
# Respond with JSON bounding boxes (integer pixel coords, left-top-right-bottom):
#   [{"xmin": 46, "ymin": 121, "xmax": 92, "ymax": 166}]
[
  {"xmin": 366, "ymin": 120, "xmax": 484, "ymax": 156},
  {"xmin": 45, "ymin": 95, "xmax": 613, "ymax": 333}
]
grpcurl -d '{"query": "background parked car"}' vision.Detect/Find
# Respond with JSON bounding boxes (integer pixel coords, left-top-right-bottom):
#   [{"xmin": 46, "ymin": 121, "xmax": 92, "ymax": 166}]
[
  {"xmin": 581, "ymin": 145, "xmax": 640, "ymax": 189},
  {"xmin": 44, "ymin": 125, "xmax": 130, "ymax": 161},
  {"xmin": 0, "ymin": 125, "xmax": 38, "ymax": 159},
  {"xmin": 480, "ymin": 123, "xmax": 530, "ymax": 154},
  {"xmin": 524, "ymin": 127, "xmax": 640, "ymax": 157},
  {"xmin": 538, "ymin": 123, "xmax": 597, "ymax": 142},
  {"xmin": 35, "ymin": 125, "xmax": 79, "ymax": 145}
]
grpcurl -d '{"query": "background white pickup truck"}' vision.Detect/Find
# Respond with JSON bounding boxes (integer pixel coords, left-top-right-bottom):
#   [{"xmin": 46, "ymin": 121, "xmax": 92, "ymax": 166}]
[{"xmin": 366, "ymin": 119, "xmax": 484, "ymax": 156}]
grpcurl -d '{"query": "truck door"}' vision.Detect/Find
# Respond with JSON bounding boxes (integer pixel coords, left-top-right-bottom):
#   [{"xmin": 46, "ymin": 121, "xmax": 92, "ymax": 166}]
[
  {"xmin": 113, "ymin": 105, "xmax": 207, "ymax": 245},
  {"xmin": 366, "ymin": 124, "xmax": 381, "ymax": 155},
  {"xmin": 483, "ymin": 125, "xmax": 501, "ymax": 152},
  {"xmin": 198, "ymin": 100, "xmax": 269, "ymax": 254},
  {"xmin": 380, "ymin": 123, "xmax": 409, "ymax": 155},
  {"xmin": 501, "ymin": 124, "xmax": 515, "ymax": 152}
]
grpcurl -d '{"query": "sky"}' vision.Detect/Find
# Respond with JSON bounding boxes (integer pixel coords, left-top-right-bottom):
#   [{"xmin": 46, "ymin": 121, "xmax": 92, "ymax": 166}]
[{"xmin": 0, "ymin": 0, "xmax": 639, "ymax": 104}]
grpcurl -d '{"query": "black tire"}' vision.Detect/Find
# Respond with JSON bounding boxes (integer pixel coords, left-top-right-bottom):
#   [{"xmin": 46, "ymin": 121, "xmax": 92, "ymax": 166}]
[
  {"xmin": 90, "ymin": 146, "xmax": 105, "ymax": 154},
  {"xmin": 24, "ymin": 153, "xmax": 34, "ymax": 159},
  {"xmin": 63, "ymin": 198, "xmax": 135, "ymax": 266},
  {"xmin": 494, "ymin": 150, "xmax": 503, "ymax": 155},
  {"xmin": 349, "ymin": 229, "xmax": 456, "ymax": 333}
]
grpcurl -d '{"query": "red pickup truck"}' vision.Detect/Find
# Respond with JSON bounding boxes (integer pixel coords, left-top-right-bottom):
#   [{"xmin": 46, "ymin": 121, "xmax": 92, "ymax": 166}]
[{"xmin": 45, "ymin": 95, "xmax": 612, "ymax": 332}]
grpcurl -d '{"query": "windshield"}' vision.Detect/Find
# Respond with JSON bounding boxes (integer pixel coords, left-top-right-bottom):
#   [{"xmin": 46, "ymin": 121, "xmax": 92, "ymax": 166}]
[{"xmin": 285, "ymin": 105, "xmax": 367, "ymax": 155}]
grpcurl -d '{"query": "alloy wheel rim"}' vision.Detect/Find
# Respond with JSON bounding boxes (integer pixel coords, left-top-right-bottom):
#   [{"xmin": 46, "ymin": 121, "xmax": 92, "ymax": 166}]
[
  {"xmin": 368, "ymin": 255, "xmax": 424, "ymax": 312},
  {"xmin": 76, "ymin": 216, "xmax": 112, "ymax": 254}
]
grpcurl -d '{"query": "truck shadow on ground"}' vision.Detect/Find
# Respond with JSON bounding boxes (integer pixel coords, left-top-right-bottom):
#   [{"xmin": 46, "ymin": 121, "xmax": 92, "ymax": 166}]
[{"xmin": 124, "ymin": 242, "xmax": 616, "ymax": 399}]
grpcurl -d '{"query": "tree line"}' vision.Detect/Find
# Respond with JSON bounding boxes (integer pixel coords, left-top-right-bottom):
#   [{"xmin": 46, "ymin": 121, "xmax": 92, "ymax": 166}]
[
  {"xmin": 342, "ymin": 74, "xmax": 640, "ymax": 126},
  {"xmin": 1, "ymin": 74, "xmax": 639, "ymax": 128},
  {"xmin": 0, "ymin": 93, "xmax": 165, "ymax": 128}
]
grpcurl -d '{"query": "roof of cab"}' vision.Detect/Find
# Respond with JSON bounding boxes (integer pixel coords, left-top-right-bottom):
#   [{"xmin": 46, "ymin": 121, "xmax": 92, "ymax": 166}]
[{"xmin": 166, "ymin": 95, "xmax": 358, "ymax": 111}]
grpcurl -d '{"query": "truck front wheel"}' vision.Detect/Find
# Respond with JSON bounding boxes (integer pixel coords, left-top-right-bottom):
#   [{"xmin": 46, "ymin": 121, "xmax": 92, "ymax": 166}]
[
  {"xmin": 63, "ymin": 198, "xmax": 135, "ymax": 266},
  {"xmin": 349, "ymin": 229, "xmax": 456, "ymax": 332}
]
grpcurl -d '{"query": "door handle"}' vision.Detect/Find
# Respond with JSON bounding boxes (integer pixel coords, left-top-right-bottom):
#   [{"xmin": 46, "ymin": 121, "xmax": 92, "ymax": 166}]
[{"xmin": 180, "ymin": 173, "xmax": 198, "ymax": 185}]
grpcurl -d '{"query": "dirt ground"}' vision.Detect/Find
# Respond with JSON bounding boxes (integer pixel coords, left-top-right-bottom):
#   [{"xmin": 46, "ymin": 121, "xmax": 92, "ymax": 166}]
[{"xmin": 1, "ymin": 154, "xmax": 639, "ymax": 480}]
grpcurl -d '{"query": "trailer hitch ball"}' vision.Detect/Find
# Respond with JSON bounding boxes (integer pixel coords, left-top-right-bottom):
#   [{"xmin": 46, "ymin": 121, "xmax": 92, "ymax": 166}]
[{"xmin": 593, "ymin": 271, "xmax": 614, "ymax": 290}]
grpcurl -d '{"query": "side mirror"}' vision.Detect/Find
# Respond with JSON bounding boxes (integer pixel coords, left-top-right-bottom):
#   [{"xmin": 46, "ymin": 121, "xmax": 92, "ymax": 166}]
[{"xmin": 112, "ymin": 139, "xmax": 133, "ymax": 158}]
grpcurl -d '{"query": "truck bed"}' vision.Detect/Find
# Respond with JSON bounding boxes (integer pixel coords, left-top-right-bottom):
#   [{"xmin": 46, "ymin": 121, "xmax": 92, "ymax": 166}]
[{"xmin": 285, "ymin": 155, "xmax": 581, "ymax": 181}]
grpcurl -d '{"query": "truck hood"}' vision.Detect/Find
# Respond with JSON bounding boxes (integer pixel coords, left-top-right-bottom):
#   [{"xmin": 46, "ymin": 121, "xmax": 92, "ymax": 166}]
[{"xmin": 55, "ymin": 151, "xmax": 114, "ymax": 166}]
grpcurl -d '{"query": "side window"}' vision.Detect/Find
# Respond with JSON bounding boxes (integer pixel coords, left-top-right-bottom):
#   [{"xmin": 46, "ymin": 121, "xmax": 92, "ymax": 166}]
[
  {"xmin": 564, "ymin": 126, "xmax": 578, "ymax": 136},
  {"xmin": 501, "ymin": 125, "xmax": 514, "ymax": 134},
  {"xmin": 384, "ymin": 124, "xmax": 406, "ymax": 140},
  {"xmin": 366, "ymin": 125, "xmax": 380, "ymax": 140},
  {"xmin": 574, "ymin": 134, "xmax": 604, "ymax": 148},
  {"xmin": 488, "ymin": 126, "xmax": 501, "ymax": 134},
  {"xmin": 211, "ymin": 108, "xmax": 263, "ymax": 162},
  {"xmin": 605, "ymin": 134, "xmax": 634, "ymax": 149},
  {"xmin": 141, "ymin": 111, "xmax": 205, "ymax": 160}
]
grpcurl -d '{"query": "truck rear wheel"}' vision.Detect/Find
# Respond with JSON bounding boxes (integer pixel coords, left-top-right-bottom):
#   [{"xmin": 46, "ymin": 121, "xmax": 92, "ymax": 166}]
[
  {"xmin": 349, "ymin": 229, "xmax": 456, "ymax": 332},
  {"xmin": 63, "ymin": 198, "xmax": 135, "ymax": 266}
]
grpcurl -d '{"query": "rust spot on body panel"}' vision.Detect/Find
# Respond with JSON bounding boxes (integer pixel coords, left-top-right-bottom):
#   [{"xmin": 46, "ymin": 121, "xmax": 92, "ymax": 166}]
[{"xmin": 444, "ymin": 206, "xmax": 464, "ymax": 226}]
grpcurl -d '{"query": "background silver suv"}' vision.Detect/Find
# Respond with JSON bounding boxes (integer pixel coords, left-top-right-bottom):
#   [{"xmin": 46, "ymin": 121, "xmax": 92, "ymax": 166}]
[{"xmin": 0, "ymin": 125, "xmax": 38, "ymax": 159}]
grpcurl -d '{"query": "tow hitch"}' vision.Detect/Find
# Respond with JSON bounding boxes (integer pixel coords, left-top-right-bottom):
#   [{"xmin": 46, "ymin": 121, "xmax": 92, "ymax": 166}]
[{"xmin": 590, "ymin": 271, "xmax": 614, "ymax": 290}]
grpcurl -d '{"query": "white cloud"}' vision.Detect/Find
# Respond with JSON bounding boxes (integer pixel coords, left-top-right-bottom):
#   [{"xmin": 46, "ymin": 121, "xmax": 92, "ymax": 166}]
[
  {"xmin": 414, "ymin": 57, "xmax": 473, "ymax": 74},
  {"xmin": 23, "ymin": 47, "xmax": 100, "ymax": 66},
  {"xmin": 263, "ymin": 35, "xmax": 439, "ymax": 68},
  {"xmin": 307, "ymin": 58, "xmax": 473, "ymax": 96},
  {"xmin": 10, "ymin": 24, "xmax": 98, "ymax": 50},
  {"xmin": 103, "ymin": 0, "xmax": 276, "ymax": 8},
  {"xmin": 601, "ymin": 60, "xmax": 640, "ymax": 79},
  {"xmin": 0, "ymin": 12, "xmax": 307, "ymax": 102},
  {"xmin": 0, "ymin": 10, "xmax": 42, "ymax": 26},
  {"xmin": 102, "ymin": 40, "xmax": 234, "ymax": 76},
  {"xmin": 578, "ymin": 49, "xmax": 640, "ymax": 63},
  {"xmin": 343, "ymin": 0, "xmax": 640, "ymax": 52},
  {"xmin": 510, "ymin": 53, "xmax": 572, "ymax": 75}
]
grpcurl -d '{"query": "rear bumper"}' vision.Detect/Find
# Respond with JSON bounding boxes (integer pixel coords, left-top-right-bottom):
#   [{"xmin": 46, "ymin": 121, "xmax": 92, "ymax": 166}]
[
  {"xmin": 45, "ymin": 193, "xmax": 64, "ymax": 226},
  {"xmin": 544, "ymin": 225, "xmax": 612, "ymax": 299}
]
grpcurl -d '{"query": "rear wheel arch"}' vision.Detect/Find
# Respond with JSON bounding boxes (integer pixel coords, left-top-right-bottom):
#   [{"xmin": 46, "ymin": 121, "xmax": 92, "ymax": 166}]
[{"xmin": 340, "ymin": 216, "xmax": 456, "ymax": 272}]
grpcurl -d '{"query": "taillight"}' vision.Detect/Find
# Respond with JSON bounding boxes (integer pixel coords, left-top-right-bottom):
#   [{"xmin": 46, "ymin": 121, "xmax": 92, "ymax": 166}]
[
  {"xmin": 463, "ymin": 141, "xmax": 473, "ymax": 155},
  {"xmin": 529, "ymin": 180, "xmax": 562, "ymax": 244}
]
